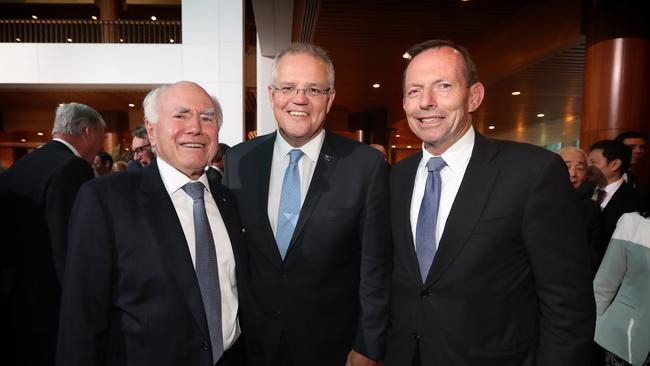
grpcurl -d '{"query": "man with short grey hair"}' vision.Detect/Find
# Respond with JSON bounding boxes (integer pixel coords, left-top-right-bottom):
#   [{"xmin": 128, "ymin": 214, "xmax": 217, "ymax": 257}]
[{"xmin": 0, "ymin": 102, "xmax": 105, "ymax": 365}]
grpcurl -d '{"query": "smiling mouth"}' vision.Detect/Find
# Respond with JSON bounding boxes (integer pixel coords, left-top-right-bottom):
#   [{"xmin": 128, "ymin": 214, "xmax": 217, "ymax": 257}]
[
  {"xmin": 419, "ymin": 117, "xmax": 444, "ymax": 124},
  {"xmin": 180, "ymin": 142, "xmax": 205, "ymax": 148},
  {"xmin": 289, "ymin": 111, "xmax": 308, "ymax": 116}
]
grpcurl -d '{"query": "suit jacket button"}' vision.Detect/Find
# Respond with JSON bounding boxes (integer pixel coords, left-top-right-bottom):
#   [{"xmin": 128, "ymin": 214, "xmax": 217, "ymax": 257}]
[
  {"xmin": 420, "ymin": 290, "xmax": 431, "ymax": 297},
  {"xmin": 202, "ymin": 341, "xmax": 209, "ymax": 351},
  {"xmin": 275, "ymin": 310, "xmax": 281, "ymax": 316},
  {"xmin": 411, "ymin": 332, "xmax": 420, "ymax": 340}
]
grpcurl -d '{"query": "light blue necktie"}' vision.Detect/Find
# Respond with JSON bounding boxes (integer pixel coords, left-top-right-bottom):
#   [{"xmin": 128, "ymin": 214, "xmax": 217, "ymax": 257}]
[
  {"xmin": 182, "ymin": 182, "xmax": 224, "ymax": 363},
  {"xmin": 276, "ymin": 149, "xmax": 304, "ymax": 259},
  {"xmin": 416, "ymin": 157, "xmax": 447, "ymax": 282}
]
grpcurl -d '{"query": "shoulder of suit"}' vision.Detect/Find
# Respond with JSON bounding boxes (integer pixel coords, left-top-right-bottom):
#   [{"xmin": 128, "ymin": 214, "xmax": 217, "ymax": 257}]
[
  {"xmin": 612, "ymin": 212, "xmax": 650, "ymax": 248},
  {"xmin": 226, "ymin": 132, "xmax": 275, "ymax": 156}
]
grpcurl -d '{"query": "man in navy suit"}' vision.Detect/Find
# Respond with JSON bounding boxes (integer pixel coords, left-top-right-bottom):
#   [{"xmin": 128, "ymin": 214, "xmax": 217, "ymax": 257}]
[
  {"xmin": 223, "ymin": 44, "xmax": 391, "ymax": 366},
  {"xmin": 385, "ymin": 39, "xmax": 594, "ymax": 366},
  {"xmin": 0, "ymin": 103, "xmax": 105, "ymax": 365},
  {"xmin": 57, "ymin": 81, "xmax": 247, "ymax": 366}
]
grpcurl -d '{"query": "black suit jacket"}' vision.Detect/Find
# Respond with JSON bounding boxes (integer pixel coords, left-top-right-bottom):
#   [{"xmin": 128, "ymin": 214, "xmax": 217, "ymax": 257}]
[
  {"xmin": 56, "ymin": 159, "xmax": 248, "ymax": 366},
  {"xmin": 223, "ymin": 131, "xmax": 391, "ymax": 366},
  {"xmin": 386, "ymin": 133, "xmax": 595, "ymax": 366},
  {"xmin": 596, "ymin": 182, "xmax": 641, "ymax": 264},
  {"xmin": 0, "ymin": 140, "xmax": 94, "ymax": 365}
]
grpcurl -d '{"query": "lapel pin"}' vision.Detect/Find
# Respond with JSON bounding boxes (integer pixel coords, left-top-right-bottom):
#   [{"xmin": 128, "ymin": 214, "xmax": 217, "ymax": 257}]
[
  {"xmin": 222, "ymin": 197, "xmax": 227, "ymax": 202},
  {"xmin": 323, "ymin": 154, "xmax": 332, "ymax": 162},
  {"xmin": 242, "ymin": 228, "xmax": 246, "ymax": 233}
]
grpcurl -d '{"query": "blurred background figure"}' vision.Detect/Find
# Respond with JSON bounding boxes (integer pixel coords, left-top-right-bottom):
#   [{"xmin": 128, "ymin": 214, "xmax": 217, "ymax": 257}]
[
  {"xmin": 93, "ymin": 151, "xmax": 113, "ymax": 176},
  {"xmin": 0, "ymin": 102, "xmax": 105, "ymax": 366},
  {"xmin": 112, "ymin": 160, "xmax": 128, "ymax": 172},
  {"xmin": 593, "ymin": 197, "xmax": 650, "ymax": 366},
  {"xmin": 615, "ymin": 131, "xmax": 647, "ymax": 189},
  {"xmin": 370, "ymin": 143, "xmax": 388, "ymax": 162},
  {"xmin": 129, "ymin": 124, "xmax": 154, "ymax": 169},
  {"xmin": 559, "ymin": 147, "xmax": 603, "ymax": 275},
  {"xmin": 207, "ymin": 142, "xmax": 230, "ymax": 183}
]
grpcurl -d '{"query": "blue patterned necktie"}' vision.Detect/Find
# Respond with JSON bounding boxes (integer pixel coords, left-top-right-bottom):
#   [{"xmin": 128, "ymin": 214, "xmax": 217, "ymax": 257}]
[
  {"xmin": 416, "ymin": 157, "xmax": 447, "ymax": 282},
  {"xmin": 276, "ymin": 149, "xmax": 304, "ymax": 259},
  {"xmin": 182, "ymin": 182, "xmax": 224, "ymax": 363}
]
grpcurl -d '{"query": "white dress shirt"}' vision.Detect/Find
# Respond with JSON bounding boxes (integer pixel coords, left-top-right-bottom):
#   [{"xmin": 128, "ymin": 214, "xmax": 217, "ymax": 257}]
[
  {"xmin": 53, "ymin": 138, "xmax": 81, "ymax": 158},
  {"xmin": 268, "ymin": 130, "xmax": 325, "ymax": 238},
  {"xmin": 156, "ymin": 158, "xmax": 240, "ymax": 350},
  {"xmin": 593, "ymin": 177, "xmax": 624, "ymax": 209},
  {"xmin": 410, "ymin": 127, "xmax": 475, "ymax": 249}
]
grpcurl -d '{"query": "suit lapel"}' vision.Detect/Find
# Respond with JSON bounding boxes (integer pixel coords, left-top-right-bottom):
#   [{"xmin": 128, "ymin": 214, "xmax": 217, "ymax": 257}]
[
  {"xmin": 426, "ymin": 134, "xmax": 500, "ymax": 284},
  {"xmin": 396, "ymin": 153, "xmax": 425, "ymax": 284},
  {"xmin": 286, "ymin": 131, "xmax": 337, "ymax": 258},
  {"xmin": 140, "ymin": 160, "xmax": 209, "ymax": 338},
  {"xmin": 246, "ymin": 134, "xmax": 280, "ymax": 262}
]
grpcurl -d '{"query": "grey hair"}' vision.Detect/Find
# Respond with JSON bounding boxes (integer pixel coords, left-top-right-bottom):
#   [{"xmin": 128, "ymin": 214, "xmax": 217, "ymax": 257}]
[
  {"xmin": 558, "ymin": 146, "xmax": 588, "ymax": 160},
  {"xmin": 210, "ymin": 95, "xmax": 224, "ymax": 129},
  {"xmin": 271, "ymin": 43, "xmax": 335, "ymax": 89},
  {"xmin": 143, "ymin": 84, "xmax": 223, "ymax": 128},
  {"xmin": 52, "ymin": 102, "xmax": 105, "ymax": 136},
  {"xmin": 142, "ymin": 85, "xmax": 167, "ymax": 124}
]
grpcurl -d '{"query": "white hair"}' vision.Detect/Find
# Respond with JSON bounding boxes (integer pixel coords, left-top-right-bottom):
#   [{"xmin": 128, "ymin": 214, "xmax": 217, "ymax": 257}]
[{"xmin": 51, "ymin": 102, "xmax": 105, "ymax": 136}]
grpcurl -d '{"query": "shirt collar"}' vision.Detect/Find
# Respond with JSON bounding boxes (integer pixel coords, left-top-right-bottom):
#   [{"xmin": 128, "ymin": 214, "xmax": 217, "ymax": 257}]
[
  {"xmin": 275, "ymin": 129, "xmax": 326, "ymax": 163},
  {"xmin": 604, "ymin": 176, "xmax": 624, "ymax": 196},
  {"xmin": 157, "ymin": 157, "xmax": 210, "ymax": 196},
  {"xmin": 420, "ymin": 126, "xmax": 475, "ymax": 174},
  {"xmin": 53, "ymin": 138, "xmax": 81, "ymax": 158}
]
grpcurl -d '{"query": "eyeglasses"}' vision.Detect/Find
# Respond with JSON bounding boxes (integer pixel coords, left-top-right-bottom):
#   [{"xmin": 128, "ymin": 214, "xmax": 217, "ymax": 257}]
[
  {"xmin": 133, "ymin": 144, "xmax": 151, "ymax": 154},
  {"xmin": 271, "ymin": 85, "xmax": 331, "ymax": 98}
]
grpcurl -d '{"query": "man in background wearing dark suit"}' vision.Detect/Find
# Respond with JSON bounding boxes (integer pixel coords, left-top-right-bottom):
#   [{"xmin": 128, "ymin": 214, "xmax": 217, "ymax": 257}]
[
  {"xmin": 57, "ymin": 81, "xmax": 247, "ymax": 366},
  {"xmin": 224, "ymin": 44, "xmax": 391, "ymax": 366},
  {"xmin": 386, "ymin": 40, "xmax": 594, "ymax": 366},
  {"xmin": 614, "ymin": 131, "xmax": 646, "ymax": 189},
  {"xmin": 0, "ymin": 102, "xmax": 105, "ymax": 365},
  {"xmin": 588, "ymin": 140, "xmax": 642, "ymax": 266}
]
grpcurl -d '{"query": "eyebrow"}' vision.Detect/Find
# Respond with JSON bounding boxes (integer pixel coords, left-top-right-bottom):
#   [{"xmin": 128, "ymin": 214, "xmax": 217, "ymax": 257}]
[{"xmin": 173, "ymin": 107, "xmax": 215, "ymax": 117}]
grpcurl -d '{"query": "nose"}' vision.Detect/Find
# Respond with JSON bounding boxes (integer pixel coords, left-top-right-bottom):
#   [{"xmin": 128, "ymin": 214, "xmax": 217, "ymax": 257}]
[
  {"xmin": 291, "ymin": 89, "xmax": 309, "ymax": 104},
  {"xmin": 419, "ymin": 88, "xmax": 437, "ymax": 109},
  {"xmin": 185, "ymin": 113, "xmax": 202, "ymax": 133},
  {"xmin": 568, "ymin": 166, "xmax": 577, "ymax": 178}
]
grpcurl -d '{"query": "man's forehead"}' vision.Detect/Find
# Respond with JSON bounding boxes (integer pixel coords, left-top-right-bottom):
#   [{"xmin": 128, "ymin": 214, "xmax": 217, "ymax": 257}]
[{"xmin": 623, "ymin": 137, "xmax": 645, "ymax": 145}]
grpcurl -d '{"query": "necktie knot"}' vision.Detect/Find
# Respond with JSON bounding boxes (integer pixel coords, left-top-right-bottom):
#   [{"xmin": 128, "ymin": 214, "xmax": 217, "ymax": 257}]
[
  {"xmin": 183, "ymin": 181, "xmax": 205, "ymax": 201},
  {"xmin": 596, "ymin": 188, "xmax": 606, "ymax": 204},
  {"xmin": 427, "ymin": 156, "xmax": 447, "ymax": 173},
  {"xmin": 288, "ymin": 149, "xmax": 304, "ymax": 165}
]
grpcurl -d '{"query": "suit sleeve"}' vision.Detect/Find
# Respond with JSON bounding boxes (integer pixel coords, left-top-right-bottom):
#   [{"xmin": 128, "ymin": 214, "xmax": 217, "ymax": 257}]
[
  {"xmin": 593, "ymin": 216, "xmax": 629, "ymax": 317},
  {"xmin": 56, "ymin": 182, "xmax": 113, "ymax": 366},
  {"xmin": 45, "ymin": 159, "xmax": 93, "ymax": 282},
  {"xmin": 521, "ymin": 154, "xmax": 595, "ymax": 365},
  {"xmin": 353, "ymin": 155, "xmax": 392, "ymax": 360}
]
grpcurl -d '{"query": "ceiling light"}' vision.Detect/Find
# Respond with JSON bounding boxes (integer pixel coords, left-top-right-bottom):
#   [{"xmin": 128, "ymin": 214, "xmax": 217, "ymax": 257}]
[
  {"xmin": 20, "ymin": 138, "xmax": 27, "ymax": 143},
  {"xmin": 66, "ymin": 38, "xmax": 73, "ymax": 43},
  {"xmin": 488, "ymin": 125, "xmax": 495, "ymax": 130},
  {"xmin": 395, "ymin": 134, "xmax": 400, "ymax": 138},
  {"xmin": 128, "ymin": 103, "xmax": 135, "ymax": 107},
  {"xmin": 58, "ymin": 103, "xmax": 65, "ymax": 106},
  {"xmin": 406, "ymin": 145, "xmax": 412, "ymax": 149},
  {"xmin": 402, "ymin": 52, "xmax": 411, "ymax": 59},
  {"xmin": 169, "ymin": 38, "xmax": 175, "ymax": 43},
  {"xmin": 372, "ymin": 83, "xmax": 380, "ymax": 88},
  {"xmin": 150, "ymin": 16, "xmax": 157, "ymax": 21},
  {"xmin": 511, "ymin": 91, "xmax": 521, "ymax": 95},
  {"xmin": 15, "ymin": 38, "xmax": 21, "ymax": 42},
  {"xmin": 91, "ymin": 15, "xmax": 97, "ymax": 20},
  {"xmin": 391, "ymin": 145, "xmax": 396, "ymax": 148},
  {"xmin": 37, "ymin": 132, "xmax": 44, "ymax": 136},
  {"xmin": 119, "ymin": 38, "xmax": 124, "ymax": 43},
  {"xmin": 32, "ymin": 15, "xmax": 38, "ymax": 20},
  {"xmin": 536, "ymin": 113, "xmax": 545, "ymax": 118}
]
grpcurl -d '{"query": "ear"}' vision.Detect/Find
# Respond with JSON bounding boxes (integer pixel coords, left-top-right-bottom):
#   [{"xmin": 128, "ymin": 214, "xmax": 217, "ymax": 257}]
[
  {"xmin": 145, "ymin": 120, "xmax": 156, "ymax": 146},
  {"xmin": 267, "ymin": 85, "xmax": 275, "ymax": 109},
  {"xmin": 609, "ymin": 158, "xmax": 622, "ymax": 172},
  {"xmin": 467, "ymin": 82, "xmax": 485, "ymax": 113},
  {"xmin": 325, "ymin": 89, "xmax": 336, "ymax": 113}
]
